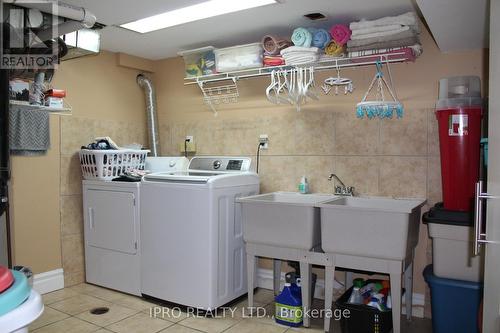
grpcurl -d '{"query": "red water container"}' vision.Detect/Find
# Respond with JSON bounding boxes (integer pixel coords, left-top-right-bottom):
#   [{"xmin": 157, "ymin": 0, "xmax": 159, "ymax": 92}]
[
  {"xmin": 436, "ymin": 76, "xmax": 483, "ymax": 212},
  {"xmin": 436, "ymin": 107, "xmax": 483, "ymax": 211}
]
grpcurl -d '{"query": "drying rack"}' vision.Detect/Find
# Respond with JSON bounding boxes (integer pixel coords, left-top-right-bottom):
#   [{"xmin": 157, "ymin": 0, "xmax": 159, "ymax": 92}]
[
  {"xmin": 196, "ymin": 77, "xmax": 239, "ymax": 115},
  {"xmin": 184, "ymin": 51, "xmax": 414, "ymax": 114}
]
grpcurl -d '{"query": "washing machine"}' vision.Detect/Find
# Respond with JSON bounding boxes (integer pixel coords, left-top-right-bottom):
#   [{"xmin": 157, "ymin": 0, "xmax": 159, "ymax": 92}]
[
  {"xmin": 83, "ymin": 156, "xmax": 188, "ymax": 296},
  {"xmin": 141, "ymin": 157, "xmax": 259, "ymax": 309}
]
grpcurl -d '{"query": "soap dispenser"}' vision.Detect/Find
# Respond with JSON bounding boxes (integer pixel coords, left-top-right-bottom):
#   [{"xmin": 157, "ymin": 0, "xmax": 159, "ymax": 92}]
[{"xmin": 298, "ymin": 176, "xmax": 309, "ymax": 194}]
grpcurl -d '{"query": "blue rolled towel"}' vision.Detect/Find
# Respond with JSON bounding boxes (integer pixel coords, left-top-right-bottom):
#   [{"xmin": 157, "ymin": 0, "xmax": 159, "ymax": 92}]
[
  {"xmin": 291, "ymin": 27, "xmax": 312, "ymax": 48},
  {"xmin": 312, "ymin": 28, "xmax": 331, "ymax": 49}
]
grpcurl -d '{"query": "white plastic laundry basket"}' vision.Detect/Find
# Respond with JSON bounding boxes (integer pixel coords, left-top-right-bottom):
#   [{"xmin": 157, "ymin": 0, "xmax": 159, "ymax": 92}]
[{"xmin": 79, "ymin": 149, "xmax": 149, "ymax": 181}]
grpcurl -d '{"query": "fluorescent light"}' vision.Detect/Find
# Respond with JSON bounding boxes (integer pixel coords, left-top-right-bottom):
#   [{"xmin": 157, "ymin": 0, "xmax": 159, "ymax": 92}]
[{"xmin": 120, "ymin": 0, "xmax": 278, "ymax": 33}]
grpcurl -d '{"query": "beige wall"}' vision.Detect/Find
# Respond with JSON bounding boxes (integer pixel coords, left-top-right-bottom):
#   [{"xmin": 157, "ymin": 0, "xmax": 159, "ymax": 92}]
[
  {"xmin": 10, "ymin": 51, "xmax": 148, "ymax": 286},
  {"xmin": 9, "ymin": 116, "xmax": 62, "ymax": 273},
  {"xmin": 153, "ymin": 25, "xmax": 485, "ymax": 313}
]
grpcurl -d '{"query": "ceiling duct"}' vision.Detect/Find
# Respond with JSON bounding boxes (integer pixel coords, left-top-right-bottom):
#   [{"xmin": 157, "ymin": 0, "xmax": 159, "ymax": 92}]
[{"xmin": 5, "ymin": 0, "xmax": 100, "ymax": 61}]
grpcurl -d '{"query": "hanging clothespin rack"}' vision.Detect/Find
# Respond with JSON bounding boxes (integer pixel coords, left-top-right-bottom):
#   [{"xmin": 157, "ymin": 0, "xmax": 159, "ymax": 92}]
[{"xmin": 321, "ymin": 59, "xmax": 354, "ymax": 95}]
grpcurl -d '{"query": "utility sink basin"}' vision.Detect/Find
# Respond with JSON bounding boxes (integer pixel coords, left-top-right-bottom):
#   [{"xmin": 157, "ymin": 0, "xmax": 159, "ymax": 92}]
[
  {"xmin": 319, "ymin": 196, "xmax": 426, "ymax": 260},
  {"xmin": 237, "ymin": 192, "xmax": 336, "ymax": 250}
]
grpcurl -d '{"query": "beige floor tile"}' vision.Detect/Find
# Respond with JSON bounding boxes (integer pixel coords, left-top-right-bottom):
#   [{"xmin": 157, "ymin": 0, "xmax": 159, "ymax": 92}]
[
  {"xmin": 178, "ymin": 315, "xmax": 240, "ymax": 333},
  {"xmin": 253, "ymin": 288, "xmax": 275, "ymax": 305},
  {"xmin": 94, "ymin": 330, "xmax": 114, "ymax": 333},
  {"xmin": 31, "ymin": 317, "xmax": 100, "ymax": 333},
  {"xmin": 158, "ymin": 324, "xmax": 204, "ymax": 333},
  {"xmin": 106, "ymin": 312, "xmax": 174, "ymax": 333},
  {"xmin": 42, "ymin": 288, "xmax": 79, "ymax": 305},
  {"xmin": 49, "ymin": 294, "xmax": 112, "ymax": 315},
  {"xmin": 231, "ymin": 299, "xmax": 266, "ymax": 319},
  {"xmin": 225, "ymin": 320, "xmax": 288, "ymax": 333},
  {"xmin": 112, "ymin": 294, "xmax": 157, "ymax": 311},
  {"xmin": 84, "ymin": 286, "xmax": 130, "ymax": 303},
  {"xmin": 75, "ymin": 303, "xmax": 138, "ymax": 327},
  {"xmin": 69, "ymin": 283, "xmax": 103, "ymax": 295},
  {"xmin": 30, "ymin": 307, "xmax": 70, "ymax": 330}
]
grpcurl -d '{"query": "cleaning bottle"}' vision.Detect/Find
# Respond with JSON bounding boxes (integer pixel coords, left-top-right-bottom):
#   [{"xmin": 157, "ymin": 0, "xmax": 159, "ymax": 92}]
[
  {"xmin": 275, "ymin": 275, "xmax": 303, "ymax": 327},
  {"xmin": 348, "ymin": 278, "xmax": 365, "ymax": 304},
  {"xmin": 298, "ymin": 176, "xmax": 309, "ymax": 194}
]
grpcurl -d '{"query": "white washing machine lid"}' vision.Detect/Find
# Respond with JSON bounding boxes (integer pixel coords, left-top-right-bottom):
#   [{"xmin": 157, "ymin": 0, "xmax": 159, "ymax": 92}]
[
  {"xmin": 143, "ymin": 170, "xmax": 250, "ymax": 183},
  {"xmin": 145, "ymin": 156, "xmax": 189, "ymax": 173}
]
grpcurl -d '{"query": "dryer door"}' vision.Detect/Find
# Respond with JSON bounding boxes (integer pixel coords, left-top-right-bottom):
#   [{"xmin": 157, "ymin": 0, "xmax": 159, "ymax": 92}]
[{"xmin": 85, "ymin": 190, "xmax": 137, "ymax": 254}]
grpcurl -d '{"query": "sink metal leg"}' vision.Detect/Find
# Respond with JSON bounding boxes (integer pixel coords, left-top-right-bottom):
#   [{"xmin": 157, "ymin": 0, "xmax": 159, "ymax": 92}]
[
  {"xmin": 345, "ymin": 271, "xmax": 353, "ymax": 290},
  {"xmin": 324, "ymin": 265, "xmax": 336, "ymax": 333},
  {"xmin": 247, "ymin": 254, "xmax": 256, "ymax": 308},
  {"xmin": 299, "ymin": 262, "xmax": 312, "ymax": 328},
  {"xmin": 390, "ymin": 272, "xmax": 402, "ymax": 333},
  {"xmin": 273, "ymin": 259, "xmax": 282, "ymax": 296},
  {"xmin": 404, "ymin": 261, "xmax": 413, "ymax": 321}
]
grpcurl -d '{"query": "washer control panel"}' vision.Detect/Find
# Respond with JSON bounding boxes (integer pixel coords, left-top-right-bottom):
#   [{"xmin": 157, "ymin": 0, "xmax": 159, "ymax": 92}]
[{"xmin": 188, "ymin": 157, "xmax": 252, "ymax": 172}]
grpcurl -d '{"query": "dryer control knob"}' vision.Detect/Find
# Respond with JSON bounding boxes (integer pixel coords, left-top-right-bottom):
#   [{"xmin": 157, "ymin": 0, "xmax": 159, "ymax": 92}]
[
  {"xmin": 213, "ymin": 160, "xmax": 221, "ymax": 169},
  {"xmin": 169, "ymin": 161, "xmax": 176, "ymax": 167}
]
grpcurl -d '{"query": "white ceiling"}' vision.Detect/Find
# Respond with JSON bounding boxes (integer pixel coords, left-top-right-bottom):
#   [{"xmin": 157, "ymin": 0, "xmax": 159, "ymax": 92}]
[
  {"xmin": 64, "ymin": 0, "xmax": 416, "ymax": 60},
  {"xmin": 416, "ymin": 0, "xmax": 489, "ymax": 52}
]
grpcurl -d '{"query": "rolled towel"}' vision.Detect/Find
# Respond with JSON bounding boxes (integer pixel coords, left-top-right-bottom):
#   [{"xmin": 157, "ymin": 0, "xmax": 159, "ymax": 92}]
[
  {"xmin": 330, "ymin": 24, "xmax": 351, "ymax": 46},
  {"xmin": 291, "ymin": 27, "xmax": 313, "ymax": 48},
  {"xmin": 349, "ymin": 11, "xmax": 418, "ymax": 31},
  {"xmin": 311, "ymin": 28, "xmax": 331, "ymax": 49},
  {"xmin": 324, "ymin": 40, "xmax": 345, "ymax": 56},
  {"xmin": 262, "ymin": 35, "xmax": 292, "ymax": 55}
]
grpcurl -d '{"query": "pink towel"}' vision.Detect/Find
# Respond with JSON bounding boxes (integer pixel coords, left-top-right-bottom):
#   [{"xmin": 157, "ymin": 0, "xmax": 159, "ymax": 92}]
[{"xmin": 330, "ymin": 24, "xmax": 351, "ymax": 46}]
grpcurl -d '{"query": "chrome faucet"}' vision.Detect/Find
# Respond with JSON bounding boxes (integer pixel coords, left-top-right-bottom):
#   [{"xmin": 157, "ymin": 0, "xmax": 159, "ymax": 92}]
[{"xmin": 328, "ymin": 174, "xmax": 355, "ymax": 196}]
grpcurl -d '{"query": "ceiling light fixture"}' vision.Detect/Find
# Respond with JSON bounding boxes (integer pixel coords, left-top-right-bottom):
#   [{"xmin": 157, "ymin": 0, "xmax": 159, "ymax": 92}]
[{"xmin": 120, "ymin": 0, "xmax": 279, "ymax": 33}]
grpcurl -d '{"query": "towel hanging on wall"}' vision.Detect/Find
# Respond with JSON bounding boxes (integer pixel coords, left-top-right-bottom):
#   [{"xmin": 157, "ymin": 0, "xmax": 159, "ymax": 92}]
[{"xmin": 9, "ymin": 106, "xmax": 50, "ymax": 156}]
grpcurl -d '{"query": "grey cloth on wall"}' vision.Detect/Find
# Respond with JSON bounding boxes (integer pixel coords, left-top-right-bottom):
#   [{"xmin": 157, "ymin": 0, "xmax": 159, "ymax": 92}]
[{"xmin": 9, "ymin": 106, "xmax": 50, "ymax": 156}]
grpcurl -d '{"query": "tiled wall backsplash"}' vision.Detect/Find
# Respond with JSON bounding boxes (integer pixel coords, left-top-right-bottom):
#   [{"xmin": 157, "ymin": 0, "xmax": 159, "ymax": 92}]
[
  {"xmin": 59, "ymin": 116, "xmax": 147, "ymax": 286},
  {"xmin": 160, "ymin": 107, "xmax": 442, "ymax": 203}
]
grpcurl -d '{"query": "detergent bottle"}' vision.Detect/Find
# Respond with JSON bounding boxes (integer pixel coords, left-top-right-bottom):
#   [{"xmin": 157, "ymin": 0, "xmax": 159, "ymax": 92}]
[{"xmin": 275, "ymin": 275, "xmax": 303, "ymax": 327}]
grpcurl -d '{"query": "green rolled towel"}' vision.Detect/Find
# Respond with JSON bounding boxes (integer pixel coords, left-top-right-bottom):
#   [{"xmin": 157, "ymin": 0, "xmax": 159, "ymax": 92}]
[{"xmin": 291, "ymin": 27, "xmax": 312, "ymax": 48}]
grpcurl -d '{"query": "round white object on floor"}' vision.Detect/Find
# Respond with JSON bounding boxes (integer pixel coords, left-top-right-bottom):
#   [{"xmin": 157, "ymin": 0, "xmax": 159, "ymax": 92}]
[{"xmin": 0, "ymin": 290, "xmax": 44, "ymax": 333}]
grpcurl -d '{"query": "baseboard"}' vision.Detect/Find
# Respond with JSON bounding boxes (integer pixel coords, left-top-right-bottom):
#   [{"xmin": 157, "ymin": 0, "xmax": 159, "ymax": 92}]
[
  {"xmin": 33, "ymin": 268, "xmax": 64, "ymax": 294},
  {"xmin": 256, "ymin": 268, "xmax": 425, "ymax": 318}
]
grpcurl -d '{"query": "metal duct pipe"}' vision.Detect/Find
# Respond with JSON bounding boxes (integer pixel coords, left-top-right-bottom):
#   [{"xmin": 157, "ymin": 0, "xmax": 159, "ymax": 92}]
[
  {"xmin": 6, "ymin": 0, "xmax": 97, "ymax": 40},
  {"xmin": 137, "ymin": 74, "xmax": 160, "ymax": 157}
]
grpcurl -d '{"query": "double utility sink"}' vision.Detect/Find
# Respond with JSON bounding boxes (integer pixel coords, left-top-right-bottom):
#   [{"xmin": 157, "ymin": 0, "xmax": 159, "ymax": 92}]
[{"xmin": 238, "ymin": 192, "xmax": 426, "ymax": 260}]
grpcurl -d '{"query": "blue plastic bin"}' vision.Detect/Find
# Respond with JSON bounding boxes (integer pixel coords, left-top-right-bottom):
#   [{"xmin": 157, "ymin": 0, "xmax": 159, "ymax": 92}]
[{"xmin": 423, "ymin": 265, "xmax": 482, "ymax": 333}]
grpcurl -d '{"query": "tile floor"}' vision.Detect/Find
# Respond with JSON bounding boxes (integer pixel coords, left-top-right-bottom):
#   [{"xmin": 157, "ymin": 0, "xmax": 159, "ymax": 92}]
[{"xmin": 31, "ymin": 283, "xmax": 432, "ymax": 333}]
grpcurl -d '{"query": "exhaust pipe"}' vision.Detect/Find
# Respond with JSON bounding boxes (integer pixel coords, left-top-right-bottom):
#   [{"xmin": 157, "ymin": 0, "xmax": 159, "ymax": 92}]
[
  {"xmin": 137, "ymin": 74, "xmax": 160, "ymax": 157},
  {"xmin": 6, "ymin": 0, "xmax": 97, "ymax": 40}
]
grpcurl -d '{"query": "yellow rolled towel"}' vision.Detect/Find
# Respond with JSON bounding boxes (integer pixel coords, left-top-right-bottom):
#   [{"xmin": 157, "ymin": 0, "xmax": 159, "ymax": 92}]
[{"xmin": 325, "ymin": 40, "xmax": 345, "ymax": 56}]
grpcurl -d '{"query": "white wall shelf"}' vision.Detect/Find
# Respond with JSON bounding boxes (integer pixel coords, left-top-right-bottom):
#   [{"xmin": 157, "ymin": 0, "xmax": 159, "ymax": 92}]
[
  {"xmin": 183, "ymin": 52, "xmax": 416, "ymax": 114},
  {"xmin": 9, "ymin": 100, "xmax": 72, "ymax": 115},
  {"xmin": 183, "ymin": 52, "xmax": 414, "ymax": 85}
]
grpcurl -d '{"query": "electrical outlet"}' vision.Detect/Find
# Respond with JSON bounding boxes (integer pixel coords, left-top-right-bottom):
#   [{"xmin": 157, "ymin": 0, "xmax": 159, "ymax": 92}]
[
  {"xmin": 259, "ymin": 134, "xmax": 269, "ymax": 150},
  {"xmin": 186, "ymin": 135, "xmax": 194, "ymax": 142}
]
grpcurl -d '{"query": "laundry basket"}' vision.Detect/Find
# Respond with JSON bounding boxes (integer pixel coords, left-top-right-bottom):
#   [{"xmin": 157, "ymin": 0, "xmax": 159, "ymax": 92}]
[{"xmin": 79, "ymin": 149, "xmax": 149, "ymax": 181}]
